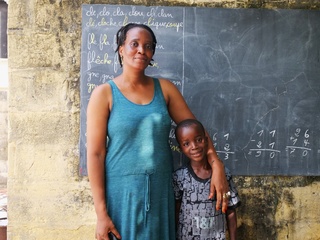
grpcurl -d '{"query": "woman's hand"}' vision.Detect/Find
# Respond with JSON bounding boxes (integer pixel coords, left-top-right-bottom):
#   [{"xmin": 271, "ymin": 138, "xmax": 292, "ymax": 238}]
[
  {"xmin": 208, "ymin": 159, "xmax": 229, "ymax": 213},
  {"xmin": 96, "ymin": 216, "xmax": 121, "ymax": 240}
]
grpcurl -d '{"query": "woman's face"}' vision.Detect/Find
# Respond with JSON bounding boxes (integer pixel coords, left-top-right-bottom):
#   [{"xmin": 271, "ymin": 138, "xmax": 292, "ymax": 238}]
[{"xmin": 119, "ymin": 27, "xmax": 155, "ymax": 70}]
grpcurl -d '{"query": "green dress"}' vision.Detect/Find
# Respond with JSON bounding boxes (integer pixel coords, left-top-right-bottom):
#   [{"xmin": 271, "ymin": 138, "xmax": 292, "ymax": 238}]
[{"xmin": 105, "ymin": 78, "xmax": 175, "ymax": 240}]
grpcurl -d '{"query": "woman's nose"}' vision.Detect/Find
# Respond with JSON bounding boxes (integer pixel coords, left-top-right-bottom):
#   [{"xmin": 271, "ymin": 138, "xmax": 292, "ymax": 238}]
[{"xmin": 137, "ymin": 45, "xmax": 145, "ymax": 54}]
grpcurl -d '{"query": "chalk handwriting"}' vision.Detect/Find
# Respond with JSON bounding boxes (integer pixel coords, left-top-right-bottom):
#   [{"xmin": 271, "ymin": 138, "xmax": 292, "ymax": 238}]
[
  {"xmin": 97, "ymin": 17, "xmax": 118, "ymax": 27},
  {"xmin": 97, "ymin": 7, "xmax": 111, "ymax": 18},
  {"xmin": 146, "ymin": 7, "xmax": 174, "ymax": 18},
  {"xmin": 87, "ymin": 33, "xmax": 111, "ymax": 51},
  {"xmin": 128, "ymin": 6, "xmax": 144, "ymax": 17},
  {"xmin": 286, "ymin": 128, "xmax": 311, "ymax": 157},
  {"xmin": 85, "ymin": 6, "xmax": 183, "ymax": 32},
  {"xmin": 99, "ymin": 34, "xmax": 110, "ymax": 50},
  {"xmin": 86, "ymin": 17, "xmax": 95, "ymax": 27},
  {"xmin": 87, "ymin": 83, "xmax": 97, "ymax": 93},
  {"xmin": 171, "ymin": 80, "xmax": 182, "ymax": 86},
  {"xmin": 87, "ymin": 71, "xmax": 99, "ymax": 82},
  {"xmin": 248, "ymin": 129, "xmax": 280, "ymax": 158},
  {"xmin": 86, "ymin": 6, "xmax": 96, "ymax": 17},
  {"xmin": 87, "ymin": 51, "xmax": 112, "ymax": 71},
  {"xmin": 113, "ymin": 7, "xmax": 127, "ymax": 17},
  {"xmin": 146, "ymin": 17, "xmax": 183, "ymax": 32},
  {"xmin": 213, "ymin": 133, "xmax": 235, "ymax": 160}
]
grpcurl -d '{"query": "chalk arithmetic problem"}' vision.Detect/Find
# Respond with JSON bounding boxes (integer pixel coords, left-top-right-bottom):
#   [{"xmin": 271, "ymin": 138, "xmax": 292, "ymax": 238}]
[{"xmin": 80, "ymin": 4, "xmax": 320, "ymax": 176}]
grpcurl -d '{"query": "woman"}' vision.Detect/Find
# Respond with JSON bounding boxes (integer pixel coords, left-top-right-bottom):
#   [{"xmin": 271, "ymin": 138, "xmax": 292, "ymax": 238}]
[{"xmin": 87, "ymin": 23, "xmax": 229, "ymax": 240}]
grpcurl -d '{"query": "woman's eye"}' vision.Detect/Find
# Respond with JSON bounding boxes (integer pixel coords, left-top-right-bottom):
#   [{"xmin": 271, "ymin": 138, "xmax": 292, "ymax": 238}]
[
  {"xmin": 146, "ymin": 44, "xmax": 152, "ymax": 49},
  {"xmin": 131, "ymin": 42, "xmax": 138, "ymax": 47}
]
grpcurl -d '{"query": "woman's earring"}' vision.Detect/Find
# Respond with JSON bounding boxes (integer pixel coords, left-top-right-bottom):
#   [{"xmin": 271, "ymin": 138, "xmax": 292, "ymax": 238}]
[
  {"xmin": 149, "ymin": 58, "xmax": 154, "ymax": 66},
  {"xmin": 121, "ymin": 55, "xmax": 123, "ymax": 62}
]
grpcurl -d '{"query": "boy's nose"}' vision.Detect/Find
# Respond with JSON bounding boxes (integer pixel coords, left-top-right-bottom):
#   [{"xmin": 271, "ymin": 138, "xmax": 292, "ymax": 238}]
[{"xmin": 190, "ymin": 142, "xmax": 197, "ymax": 149}]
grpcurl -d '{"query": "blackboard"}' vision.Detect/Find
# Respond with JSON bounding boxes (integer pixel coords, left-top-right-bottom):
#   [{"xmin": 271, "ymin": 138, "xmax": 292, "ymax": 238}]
[{"xmin": 79, "ymin": 4, "xmax": 320, "ymax": 176}]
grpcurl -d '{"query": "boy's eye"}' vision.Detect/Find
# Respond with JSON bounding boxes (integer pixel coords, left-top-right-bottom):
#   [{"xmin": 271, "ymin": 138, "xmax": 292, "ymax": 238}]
[
  {"xmin": 196, "ymin": 137, "xmax": 203, "ymax": 143},
  {"xmin": 182, "ymin": 142, "xmax": 189, "ymax": 147}
]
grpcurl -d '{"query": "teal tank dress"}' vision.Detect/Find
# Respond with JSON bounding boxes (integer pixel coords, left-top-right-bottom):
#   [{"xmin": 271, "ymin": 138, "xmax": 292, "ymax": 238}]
[{"xmin": 106, "ymin": 78, "xmax": 175, "ymax": 240}]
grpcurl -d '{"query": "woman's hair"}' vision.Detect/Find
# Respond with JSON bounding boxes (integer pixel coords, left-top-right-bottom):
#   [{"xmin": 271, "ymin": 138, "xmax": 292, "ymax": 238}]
[
  {"xmin": 115, "ymin": 23, "xmax": 157, "ymax": 67},
  {"xmin": 175, "ymin": 119, "xmax": 206, "ymax": 143}
]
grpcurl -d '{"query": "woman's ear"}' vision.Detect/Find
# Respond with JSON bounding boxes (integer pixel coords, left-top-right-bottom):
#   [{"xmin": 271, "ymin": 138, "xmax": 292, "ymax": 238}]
[{"xmin": 119, "ymin": 46, "xmax": 123, "ymax": 55}]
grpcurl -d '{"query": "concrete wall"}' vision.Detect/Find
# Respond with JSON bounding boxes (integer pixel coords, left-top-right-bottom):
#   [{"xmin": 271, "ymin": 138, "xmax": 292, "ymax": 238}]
[
  {"xmin": 0, "ymin": 58, "xmax": 8, "ymax": 188},
  {"xmin": 7, "ymin": 0, "xmax": 320, "ymax": 239}
]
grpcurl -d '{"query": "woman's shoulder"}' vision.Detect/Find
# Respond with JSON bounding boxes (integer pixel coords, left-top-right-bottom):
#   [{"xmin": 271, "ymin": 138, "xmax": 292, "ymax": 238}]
[
  {"xmin": 158, "ymin": 78, "xmax": 180, "ymax": 94},
  {"xmin": 158, "ymin": 78, "xmax": 174, "ymax": 86},
  {"xmin": 91, "ymin": 81, "xmax": 112, "ymax": 96},
  {"xmin": 89, "ymin": 82, "xmax": 113, "ymax": 109}
]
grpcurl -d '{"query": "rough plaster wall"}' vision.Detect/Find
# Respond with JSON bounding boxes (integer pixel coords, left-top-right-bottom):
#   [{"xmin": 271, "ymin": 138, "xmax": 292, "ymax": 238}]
[
  {"xmin": 0, "ymin": 60, "xmax": 8, "ymax": 188},
  {"xmin": 0, "ymin": 87, "xmax": 7, "ymax": 188},
  {"xmin": 7, "ymin": 0, "xmax": 94, "ymax": 239},
  {"xmin": 6, "ymin": 0, "xmax": 320, "ymax": 239}
]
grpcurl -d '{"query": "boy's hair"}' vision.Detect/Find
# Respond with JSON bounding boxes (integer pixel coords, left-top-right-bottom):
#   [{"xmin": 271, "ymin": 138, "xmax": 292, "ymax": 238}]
[{"xmin": 175, "ymin": 119, "xmax": 206, "ymax": 143}]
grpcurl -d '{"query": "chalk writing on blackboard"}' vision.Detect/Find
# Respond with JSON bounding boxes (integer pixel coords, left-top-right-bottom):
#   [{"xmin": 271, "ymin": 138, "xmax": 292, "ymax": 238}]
[
  {"xmin": 85, "ymin": 6, "xmax": 183, "ymax": 31},
  {"xmin": 247, "ymin": 129, "xmax": 280, "ymax": 159},
  {"xmin": 286, "ymin": 128, "xmax": 311, "ymax": 157}
]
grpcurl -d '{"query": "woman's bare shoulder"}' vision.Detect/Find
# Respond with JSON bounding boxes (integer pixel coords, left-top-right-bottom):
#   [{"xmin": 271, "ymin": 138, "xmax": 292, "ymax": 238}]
[
  {"xmin": 158, "ymin": 78, "xmax": 181, "ymax": 94},
  {"xmin": 158, "ymin": 78, "xmax": 176, "ymax": 89},
  {"xmin": 90, "ymin": 82, "xmax": 112, "ymax": 98},
  {"xmin": 89, "ymin": 82, "xmax": 113, "ymax": 109}
]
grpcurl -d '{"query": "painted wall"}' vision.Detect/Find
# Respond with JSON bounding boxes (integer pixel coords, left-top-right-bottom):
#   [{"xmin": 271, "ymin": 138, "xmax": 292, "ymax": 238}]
[{"xmin": 7, "ymin": 0, "xmax": 320, "ymax": 239}]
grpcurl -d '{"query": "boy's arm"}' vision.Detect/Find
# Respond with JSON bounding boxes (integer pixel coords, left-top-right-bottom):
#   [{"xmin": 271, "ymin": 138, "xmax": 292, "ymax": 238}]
[{"xmin": 226, "ymin": 208, "xmax": 238, "ymax": 240}]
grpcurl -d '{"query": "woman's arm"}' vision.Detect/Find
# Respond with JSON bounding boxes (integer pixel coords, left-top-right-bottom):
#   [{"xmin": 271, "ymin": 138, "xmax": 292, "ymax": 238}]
[
  {"xmin": 160, "ymin": 79, "xmax": 229, "ymax": 212},
  {"xmin": 87, "ymin": 84, "xmax": 121, "ymax": 240},
  {"xmin": 205, "ymin": 136, "xmax": 230, "ymax": 213}
]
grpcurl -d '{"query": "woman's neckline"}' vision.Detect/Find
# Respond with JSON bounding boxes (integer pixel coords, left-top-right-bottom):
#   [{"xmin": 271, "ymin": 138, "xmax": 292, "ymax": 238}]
[{"xmin": 112, "ymin": 78, "xmax": 156, "ymax": 106}]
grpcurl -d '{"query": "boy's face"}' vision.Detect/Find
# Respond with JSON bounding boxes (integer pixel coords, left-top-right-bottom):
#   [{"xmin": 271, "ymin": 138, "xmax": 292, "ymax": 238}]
[{"xmin": 176, "ymin": 124, "xmax": 208, "ymax": 162}]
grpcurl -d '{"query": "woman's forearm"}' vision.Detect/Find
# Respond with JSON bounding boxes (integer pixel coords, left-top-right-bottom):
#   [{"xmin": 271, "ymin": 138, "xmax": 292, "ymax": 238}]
[
  {"xmin": 205, "ymin": 130, "xmax": 224, "ymax": 169},
  {"xmin": 205, "ymin": 131, "xmax": 229, "ymax": 212},
  {"xmin": 87, "ymin": 154, "xmax": 109, "ymax": 219}
]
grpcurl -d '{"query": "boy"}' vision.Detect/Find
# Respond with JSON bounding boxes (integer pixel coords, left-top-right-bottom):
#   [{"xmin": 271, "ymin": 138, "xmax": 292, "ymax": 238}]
[{"xmin": 173, "ymin": 119, "xmax": 241, "ymax": 240}]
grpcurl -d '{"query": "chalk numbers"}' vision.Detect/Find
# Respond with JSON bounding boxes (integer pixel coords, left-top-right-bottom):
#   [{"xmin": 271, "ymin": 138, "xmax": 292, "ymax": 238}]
[
  {"xmin": 213, "ymin": 132, "xmax": 235, "ymax": 160},
  {"xmin": 248, "ymin": 129, "xmax": 280, "ymax": 159},
  {"xmin": 286, "ymin": 128, "xmax": 311, "ymax": 157}
]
